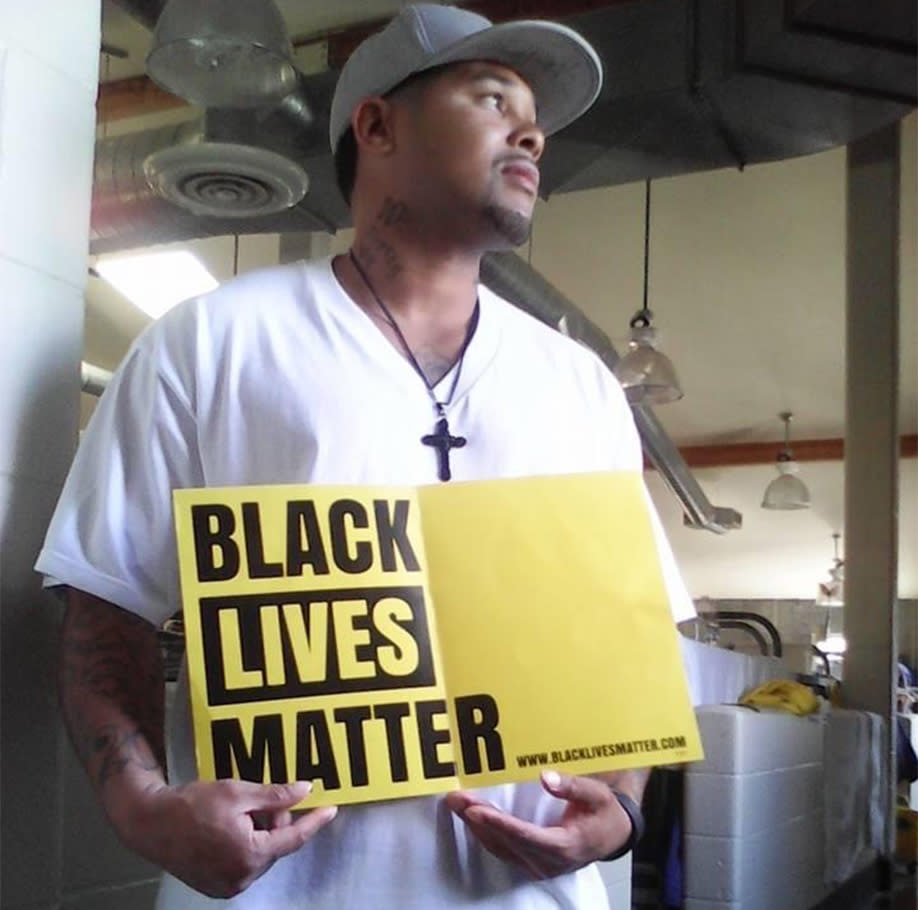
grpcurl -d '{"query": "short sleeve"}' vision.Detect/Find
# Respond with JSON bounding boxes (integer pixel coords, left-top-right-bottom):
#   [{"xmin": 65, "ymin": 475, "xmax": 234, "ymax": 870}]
[{"xmin": 35, "ymin": 329, "xmax": 203, "ymax": 627}]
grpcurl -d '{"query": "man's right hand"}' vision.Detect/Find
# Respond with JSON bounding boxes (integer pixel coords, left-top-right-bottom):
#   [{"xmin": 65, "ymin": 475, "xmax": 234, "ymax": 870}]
[
  {"xmin": 119, "ymin": 779, "xmax": 338, "ymax": 898},
  {"xmin": 57, "ymin": 589, "xmax": 337, "ymax": 898}
]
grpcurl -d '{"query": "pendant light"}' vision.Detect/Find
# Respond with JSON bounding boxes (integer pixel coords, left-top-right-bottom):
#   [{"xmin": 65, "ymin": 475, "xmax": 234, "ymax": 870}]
[
  {"xmin": 147, "ymin": 0, "xmax": 298, "ymax": 108},
  {"xmin": 761, "ymin": 412, "xmax": 811, "ymax": 510},
  {"xmin": 815, "ymin": 532, "xmax": 845, "ymax": 607},
  {"xmin": 614, "ymin": 180, "xmax": 684, "ymax": 406}
]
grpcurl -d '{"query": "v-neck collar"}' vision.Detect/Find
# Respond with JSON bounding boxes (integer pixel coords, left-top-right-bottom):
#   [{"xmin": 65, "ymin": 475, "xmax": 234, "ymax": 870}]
[{"xmin": 319, "ymin": 255, "xmax": 501, "ymax": 407}]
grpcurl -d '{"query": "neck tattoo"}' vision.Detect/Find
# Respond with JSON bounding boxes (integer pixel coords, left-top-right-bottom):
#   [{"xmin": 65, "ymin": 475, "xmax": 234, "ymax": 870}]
[{"xmin": 348, "ymin": 249, "xmax": 479, "ymax": 482}]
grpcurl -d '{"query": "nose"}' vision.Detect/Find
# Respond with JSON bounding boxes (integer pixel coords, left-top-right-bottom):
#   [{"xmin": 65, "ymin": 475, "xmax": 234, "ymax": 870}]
[{"xmin": 510, "ymin": 119, "xmax": 545, "ymax": 162}]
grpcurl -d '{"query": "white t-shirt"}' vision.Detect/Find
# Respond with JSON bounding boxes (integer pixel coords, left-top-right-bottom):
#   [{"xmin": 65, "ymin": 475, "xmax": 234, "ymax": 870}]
[{"xmin": 37, "ymin": 256, "xmax": 694, "ymax": 910}]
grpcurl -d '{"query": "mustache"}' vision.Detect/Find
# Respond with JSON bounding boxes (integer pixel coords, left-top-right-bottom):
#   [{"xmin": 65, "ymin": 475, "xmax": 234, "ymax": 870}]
[{"xmin": 495, "ymin": 154, "xmax": 540, "ymax": 173}]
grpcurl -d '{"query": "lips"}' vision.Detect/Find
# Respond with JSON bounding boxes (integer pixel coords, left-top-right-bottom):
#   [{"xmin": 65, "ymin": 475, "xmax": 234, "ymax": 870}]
[{"xmin": 500, "ymin": 159, "xmax": 539, "ymax": 194}]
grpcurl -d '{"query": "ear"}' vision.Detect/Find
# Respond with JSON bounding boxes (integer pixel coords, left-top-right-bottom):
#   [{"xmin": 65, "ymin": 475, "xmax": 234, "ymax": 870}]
[{"xmin": 351, "ymin": 97, "xmax": 397, "ymax": 157}]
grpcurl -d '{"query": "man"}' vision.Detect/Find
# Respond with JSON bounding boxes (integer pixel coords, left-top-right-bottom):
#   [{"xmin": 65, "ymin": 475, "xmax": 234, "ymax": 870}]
[{"xmin": 37, "ymin": 5, "xmax": 694, "ymax": 908}]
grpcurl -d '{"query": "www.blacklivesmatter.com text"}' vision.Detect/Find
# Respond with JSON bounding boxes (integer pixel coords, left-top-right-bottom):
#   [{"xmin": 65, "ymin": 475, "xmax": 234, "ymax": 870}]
[{"xmin": 515, "ymin": 735, "xmax": 688, "ymax": 769}]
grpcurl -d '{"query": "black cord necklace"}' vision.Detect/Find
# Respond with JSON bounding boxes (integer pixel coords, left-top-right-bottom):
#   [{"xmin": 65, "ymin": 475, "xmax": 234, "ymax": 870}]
[{"xmin": 348, "ymin": 250, "xmax": 479, "ymax": 482}]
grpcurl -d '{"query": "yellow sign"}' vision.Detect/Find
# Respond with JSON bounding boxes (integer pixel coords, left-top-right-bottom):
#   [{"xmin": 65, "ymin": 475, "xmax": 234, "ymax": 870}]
[{"xmin": 173, "ymin": 472, "xmax": 702, "ymax": 807}]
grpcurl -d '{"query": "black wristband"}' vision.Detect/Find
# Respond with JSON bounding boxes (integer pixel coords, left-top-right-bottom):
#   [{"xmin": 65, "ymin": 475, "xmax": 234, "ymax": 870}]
[{"xmin": 600, "ymin": 790, "xmax": 645, "ymax": 861}]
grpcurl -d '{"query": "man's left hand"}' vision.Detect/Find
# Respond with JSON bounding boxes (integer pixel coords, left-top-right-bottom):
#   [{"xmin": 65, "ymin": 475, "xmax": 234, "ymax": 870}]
[{"xmin": 444, "ymin": 770, "xmax": 633, "ymax": 880}]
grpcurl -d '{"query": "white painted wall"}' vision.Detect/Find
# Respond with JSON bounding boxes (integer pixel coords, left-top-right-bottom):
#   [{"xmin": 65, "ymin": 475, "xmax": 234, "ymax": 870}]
[{"xmin": 0, "ymin": 4, "xmax": 158, "ymax": 908}]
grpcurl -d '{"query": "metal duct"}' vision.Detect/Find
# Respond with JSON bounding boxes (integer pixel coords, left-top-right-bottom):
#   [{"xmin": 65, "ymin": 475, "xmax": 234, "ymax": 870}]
[
  {"xmin": 91, "ymin": 110, "xmax": 344, "ymax": 253},
  {"xmin": 480, "ymin": 252, "xmax": 742, "ymax": 534},
  {"xmin": 93, "ymin": 0, "xmax": 911, "ymax": 531},
  {"xmin": 93, "ymin": 117, "xmax": 200, "ymax": 216},
  {"xmin": 94, "ymin": 1, "xmax": 915, "ymax": 246},
  {"xmin": 539, "ymin": 0, "xmax": 916, "ymax": 194}
]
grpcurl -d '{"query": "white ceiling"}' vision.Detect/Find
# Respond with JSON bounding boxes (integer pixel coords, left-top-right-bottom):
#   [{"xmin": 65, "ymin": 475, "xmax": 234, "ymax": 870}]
[{"xmin": 87, "ymin": 3, "xmax": 918, "ymax": 600}]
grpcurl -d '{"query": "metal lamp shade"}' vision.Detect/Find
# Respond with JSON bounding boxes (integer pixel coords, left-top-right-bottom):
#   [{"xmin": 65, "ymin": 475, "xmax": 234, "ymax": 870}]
[
  {"xmin": 614, "ymin": 180, "xmax": 683, "ymax": 407},
  {"xmin": 816, "ymin": 570, "xmax": 844, "ymax": 607},
  {"xmin": 615, "ymin": 324, "xmax": 684, "ymax": 406},
  {"xmin": 815, "ymin": 534, "xmax": 844, "ymax": 605},
  {"xmin": 147, "ymin": 0, "xmax": 297, "ymax": 108},
  {"xmin": 761, "ymin": 460, "xmax": 811, "ymax": 510}
]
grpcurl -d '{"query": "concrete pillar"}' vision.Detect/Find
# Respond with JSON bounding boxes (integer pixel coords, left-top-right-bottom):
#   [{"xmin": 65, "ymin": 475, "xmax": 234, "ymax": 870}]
[
  {"xmin": 843, "ymin": 123, "xmax": 901, "ymax": 859},
  {"xmin": 0, "ymin": 4, "xmax": 159, "ymax": 908}
]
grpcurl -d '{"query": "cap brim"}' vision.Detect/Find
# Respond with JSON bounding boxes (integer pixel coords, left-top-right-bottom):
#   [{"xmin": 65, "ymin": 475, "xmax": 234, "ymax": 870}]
[{"xmin": 421, "ymin": 20, "xmax": 603, "ymax": 136}]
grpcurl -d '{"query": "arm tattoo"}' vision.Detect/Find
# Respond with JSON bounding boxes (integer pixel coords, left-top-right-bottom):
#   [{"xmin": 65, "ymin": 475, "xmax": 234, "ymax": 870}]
[
  {"xmin": 92, "ymin": 724, "xmax": 162, "ymax": 787},
  {"xmin": 59, "ymin": 592, "xmax": 167, "ymax": 790}
]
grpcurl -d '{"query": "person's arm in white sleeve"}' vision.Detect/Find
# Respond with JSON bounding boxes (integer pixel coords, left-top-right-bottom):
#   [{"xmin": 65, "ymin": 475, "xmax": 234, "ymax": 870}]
[
  {"xmin": 59, "ymin": 588, "xmax": 339, "ymax": 897},
  {"xmin": 46, "ymin": 319, "xmax": 337, "ymax": 897}
]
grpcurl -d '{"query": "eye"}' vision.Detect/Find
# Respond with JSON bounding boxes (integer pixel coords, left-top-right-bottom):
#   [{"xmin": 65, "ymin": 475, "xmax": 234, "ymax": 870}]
[{"xmin": 482, "ymin": 91, "xmax": 504, "ymax": 110}]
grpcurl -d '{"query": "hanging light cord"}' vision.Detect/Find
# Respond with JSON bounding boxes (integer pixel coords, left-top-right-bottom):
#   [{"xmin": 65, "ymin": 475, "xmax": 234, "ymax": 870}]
[
  {"xmin": 631, "ymin": 179, "xmax": 652, "ymax": 329},
  {"xmin": 775, "ymin": 411, "xmax": 796, "ymax": 461}
]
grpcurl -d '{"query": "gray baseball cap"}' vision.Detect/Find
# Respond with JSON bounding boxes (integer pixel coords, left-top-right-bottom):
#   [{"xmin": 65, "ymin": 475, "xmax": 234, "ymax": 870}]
[{"xmin": 329, "ymin": 3, "xmax": 603, "ymax": 152}]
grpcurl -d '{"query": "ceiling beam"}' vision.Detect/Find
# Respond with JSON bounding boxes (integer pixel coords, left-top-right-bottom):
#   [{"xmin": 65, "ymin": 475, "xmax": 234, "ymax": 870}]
[
  {"xmin": 668, "ymin": 434, "xmax": 917, "ymax": 469},
  {"xmin": 97, "ymin": 74, "xmax": 186, "ymax": 123}
]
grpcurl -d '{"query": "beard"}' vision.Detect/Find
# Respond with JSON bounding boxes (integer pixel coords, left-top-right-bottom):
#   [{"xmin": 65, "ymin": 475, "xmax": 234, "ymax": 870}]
[{"xmin": 482, "ymin": 202, "xmax": 532, "ymax": 248}]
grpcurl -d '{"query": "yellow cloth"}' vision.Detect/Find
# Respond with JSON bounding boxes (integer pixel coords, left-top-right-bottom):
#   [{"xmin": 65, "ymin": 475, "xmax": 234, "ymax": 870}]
[{"xmin": 739, "ymin": 679, "xmax": 822, "ymax": 716}]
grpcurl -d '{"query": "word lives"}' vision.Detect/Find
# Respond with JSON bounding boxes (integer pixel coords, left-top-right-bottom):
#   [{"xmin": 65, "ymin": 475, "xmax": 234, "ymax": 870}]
[{"xmin": 187, "ymin": 496, "xmax": 507, "ymax": 792}]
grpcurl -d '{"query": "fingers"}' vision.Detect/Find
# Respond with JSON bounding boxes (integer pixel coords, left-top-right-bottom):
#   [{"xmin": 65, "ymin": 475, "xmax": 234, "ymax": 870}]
[
  {"xmin": 251, "ymin": 808, "xmax": 294, "ymax": 831},
  {"xmin": 234, "ymin": 779, "xmax": 338, "ymax": 861},
  {"xmin": 446, "ymin": 792, "xmax": 555, "ymax": 854},
  {"xmin": 540, "ymin": 770, "xmax": 612, "ymax": 809},
  {"xmin": 446, "ymin": 793, "xmax": 520, "ymax": 863},
  {"xmin": 231, "ymin": 779, "xmax": 340, "ymax": 860},
  {"xmin": 268, "ymin": 808, "xmax": 293, "ymax": 829},
  {"xmin": 454, "ymin": 802, "xmax": 565, "ymax": 880},
  {"xmin": 447, "ymin": 788, "xmax": 561, "ymax": 847},
  {"xmin": 473, "ymin": 826, "xmax": 547, "ymax": 879},
  {"xmin": 447, "ymin": 774, "xmax": 626, "ymax": 881},
  {"xmin": 443, "ymin": 790, "xmax": 490, "ymax": 815},
  {"xmin": 257, "ymin": 805, "xmax": 339, "ymax": 859},
  {"xmin": 464, "ymin": 803, "xmax": 566, "ymax": 852},
  {"xmin": 230, "ymin": 779, "xmax": 314, "ymax": 812},
  {"xmin": 124, "ymin": 780, "xmax": 337, "ymax": 898}
]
